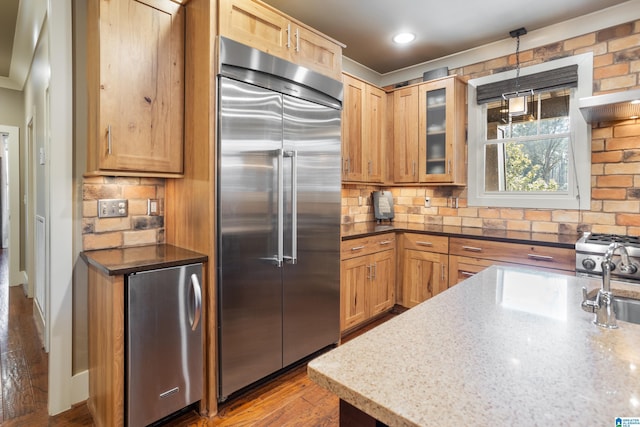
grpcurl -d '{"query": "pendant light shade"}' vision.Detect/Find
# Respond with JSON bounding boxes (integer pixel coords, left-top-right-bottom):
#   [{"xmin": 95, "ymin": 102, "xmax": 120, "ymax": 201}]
[{"xmin": 499, "ymin": 28, "xmax": 535, "ymax": 122}]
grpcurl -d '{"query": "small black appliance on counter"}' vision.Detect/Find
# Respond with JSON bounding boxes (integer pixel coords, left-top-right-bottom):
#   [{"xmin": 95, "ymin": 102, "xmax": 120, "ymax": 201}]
[{"xmin": 372, "ymin": 191, "xmax": 394, "ymax": 223}]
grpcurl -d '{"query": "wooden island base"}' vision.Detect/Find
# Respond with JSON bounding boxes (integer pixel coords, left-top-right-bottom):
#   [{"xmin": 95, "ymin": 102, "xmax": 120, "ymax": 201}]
[{"xmin": 340, "ymin": 400, "xmax": 388, "ymax": 427}]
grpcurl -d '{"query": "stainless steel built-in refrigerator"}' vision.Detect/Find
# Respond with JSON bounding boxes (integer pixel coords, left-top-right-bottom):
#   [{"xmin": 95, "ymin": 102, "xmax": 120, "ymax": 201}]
[{"xmin": 216, "ymin": 37, "xmax": 342, "ymax": 401}]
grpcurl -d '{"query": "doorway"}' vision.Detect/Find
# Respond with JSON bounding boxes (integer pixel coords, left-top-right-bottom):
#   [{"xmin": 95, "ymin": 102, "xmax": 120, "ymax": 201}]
[
  {"xmin": 1, "ymin": 133, "xmax": 8, "ymax": 249},
  {"xmin": 0, "ymin": 125, "xmax": 23, "ymax": 289}
]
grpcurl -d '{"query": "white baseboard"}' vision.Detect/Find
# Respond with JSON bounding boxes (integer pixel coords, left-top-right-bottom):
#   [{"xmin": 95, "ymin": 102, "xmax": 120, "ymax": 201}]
[{"xmin": 32, "ymin": 300, "xmax": 45, "ymax": 350}]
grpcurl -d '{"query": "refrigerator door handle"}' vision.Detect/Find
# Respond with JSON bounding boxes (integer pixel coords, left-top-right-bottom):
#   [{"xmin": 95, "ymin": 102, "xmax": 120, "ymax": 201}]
[
  {"xmin": 190, "ymin": 273, "xmax": 202, "ymax": 331},
  {"xmin": 277, "ymin": 149, "xmax": 284, "ymax": 267},
  {"xmin": 283, "ymin": 150, "xmax": 297, "ymax": 264}
]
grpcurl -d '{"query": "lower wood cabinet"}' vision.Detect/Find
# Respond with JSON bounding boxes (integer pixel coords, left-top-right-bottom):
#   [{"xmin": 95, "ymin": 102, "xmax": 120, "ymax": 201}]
[
  {"xmin": 448, "ymin": 237, "xmax": 575, "ymax": 287},
  {"xmin": 449, "ymin": 255, "xmax": 495, "ymax": 286},
  {"xmin": 341, "ymin": 231, "xmax": 575, "ymax": 317},
  {"xmin": 399, "ymin": 233, "xmax": 449, "ymax": 308},
  {"xmin": 403, "ymin": 249, "xmax": 448, "ymax": 308},
  {"xmin": 340, "ymin": 233, "xmax": 396, "ymax": 332}
]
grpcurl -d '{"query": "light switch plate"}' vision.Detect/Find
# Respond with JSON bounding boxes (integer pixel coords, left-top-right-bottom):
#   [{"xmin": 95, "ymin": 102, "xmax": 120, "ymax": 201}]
[{"xmin": 98, "ymin": 199, "xmax": 128, "ymax": 218}]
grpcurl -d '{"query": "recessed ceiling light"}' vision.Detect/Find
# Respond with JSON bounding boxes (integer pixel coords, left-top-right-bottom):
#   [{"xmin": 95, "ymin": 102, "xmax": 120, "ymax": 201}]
[{"xmin": 393, "ymin": 32, "xmax": 415, "ymax": 44}]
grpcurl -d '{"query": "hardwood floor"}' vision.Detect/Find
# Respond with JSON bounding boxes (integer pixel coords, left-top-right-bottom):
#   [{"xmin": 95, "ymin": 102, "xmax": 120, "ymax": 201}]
[
  {"xmin": 0, "ymin": 251, "xmax": 396, "ymax": 426},
  {"xmin": 0, "ymin": 249, "xmax": 52, "ymax": 426}
]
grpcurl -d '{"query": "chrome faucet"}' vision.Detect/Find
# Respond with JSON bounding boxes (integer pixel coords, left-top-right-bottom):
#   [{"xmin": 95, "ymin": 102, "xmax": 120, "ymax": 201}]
[{"xmin": 581, "ymin": 242, "xmax": 637, "ymax": 328}]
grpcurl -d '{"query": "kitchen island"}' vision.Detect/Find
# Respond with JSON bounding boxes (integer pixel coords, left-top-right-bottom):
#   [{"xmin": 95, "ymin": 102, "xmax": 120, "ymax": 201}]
[{"xmin": 308, "ymin": 265, "xmax": 640, "ymax": 426}]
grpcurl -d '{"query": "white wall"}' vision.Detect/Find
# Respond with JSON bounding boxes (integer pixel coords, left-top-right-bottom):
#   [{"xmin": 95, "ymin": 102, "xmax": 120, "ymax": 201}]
[
  {"xmin": 0, "ymin": 87, "xmax": 24, "ymax": 252},
  {"xmin": 22, "ymin": 0, "xmax": 78, "ymax": 415},
  {"xmin": 23, "ymin": 20, "xmax": 48, "ymax": 224},
  {"xmin": 0, "ymin": 87, "xmax": 25, "ymax": 127},
  {"xmin": 47, "ymin": 0, "xmax": 78, "ymax": 414}
]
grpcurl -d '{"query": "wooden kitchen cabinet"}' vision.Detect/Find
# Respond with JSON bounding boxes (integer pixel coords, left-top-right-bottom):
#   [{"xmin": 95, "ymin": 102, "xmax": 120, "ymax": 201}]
[
  {"xmin": 393, "ymin": 75, "xmax": 466, "ymax": 185},
  {"xmin": 83, "ymin": 245, "xmax": 207, "ymax": 427},
  {"xmin": 448, "ymin": 237, "xmax": 575, "ymax": 287},
  {"xmin": 342, "ymin": 74, "xmax": 386, "ymax": 183},
  {"xmin": 364, "ymin": 84, "xmax": 386, "ymax": 183},
  {"xmin": 400, "ymin": 233, "xmax": 449, "ymax": 308},
  {"xmin": 219, "ymin": 0, "xmax": 343, "ymax": 80},
  {"xmin": 448, "ymin": 255, "xmax": 498, "ymax": 286},
  {"xmin": 393, "ymin": 85, "xmax": 420, "ymax": 183},
  {"xmin": 342, "ymin": 75, "xmax": 365, "ymax": 181},
  {"xmin": 87, "ymin": 265, "xmax": 125, "ymax": 427},
  {"xmin": 340, "ymin": 233, "xmax": 396, "ymax": 332},
  {"xmin": 86, "ymin": 0, "xmax": 185, "ymax": 176}
]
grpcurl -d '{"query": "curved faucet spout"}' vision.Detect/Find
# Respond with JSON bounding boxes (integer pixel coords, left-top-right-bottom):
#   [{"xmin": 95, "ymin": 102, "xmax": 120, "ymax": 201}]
[{"xmin": 602, "ymin": 242, "xmax": 637, "ymax": 293}]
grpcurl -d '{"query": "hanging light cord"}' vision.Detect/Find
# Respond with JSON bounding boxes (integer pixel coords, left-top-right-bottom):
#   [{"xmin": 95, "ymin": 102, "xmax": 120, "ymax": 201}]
[{"xmin": 514, "ymin": 35, "xmax": 521, "ymax": 94}]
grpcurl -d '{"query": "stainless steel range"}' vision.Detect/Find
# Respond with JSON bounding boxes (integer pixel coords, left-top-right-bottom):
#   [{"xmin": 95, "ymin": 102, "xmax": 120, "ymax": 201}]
[{"xmin": 576, "ymin": 232, "xmax": 640, "ymax": 283}]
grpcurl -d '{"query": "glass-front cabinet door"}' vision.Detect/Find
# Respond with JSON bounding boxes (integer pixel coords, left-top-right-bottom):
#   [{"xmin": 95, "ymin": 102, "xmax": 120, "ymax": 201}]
[{"xmin": 418, "ymin": 76, "xmax": 466, "ymax": 185}]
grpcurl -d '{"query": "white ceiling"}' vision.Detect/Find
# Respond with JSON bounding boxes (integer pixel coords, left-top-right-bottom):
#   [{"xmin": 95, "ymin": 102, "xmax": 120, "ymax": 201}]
[
  {"xmin": 261, "ymin": 0, "xmax": 633, "ymax": 74},
  {"xmin": 0, "ymin": 0, "xmax": 46, "ymax": 91},
  {"xmin": 0, "ymin": 0, "xmax": 19, "ymax": 78}
]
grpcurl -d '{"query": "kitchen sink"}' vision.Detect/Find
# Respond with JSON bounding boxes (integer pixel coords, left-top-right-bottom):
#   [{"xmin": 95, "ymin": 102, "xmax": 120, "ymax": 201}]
[{"xmin": 613, "ymin": 296, "xmax": 640, "ymax": 325}]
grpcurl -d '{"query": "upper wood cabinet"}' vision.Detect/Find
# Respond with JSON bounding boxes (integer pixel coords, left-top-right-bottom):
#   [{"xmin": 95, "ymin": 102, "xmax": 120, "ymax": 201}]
[
  {"xmin": 342, "ymin": 75, "xmax": 365, "ymax": 181},
  {"xmin": 219, "ymin": 0, "xmax": 343, "ymax": 80},
  {"xmin": 364, "ymin": 84, "xmax": 386, "ymax": 183},
  {"xmin": 342, "ymin": 74, "xmax": 386, "ymax": 183},
  {"xmin": 393, "ymin": 86, "xmax": 420, "ymax": 183},
  {"xmin": 393, "ymin": 75, "xmax": 466, "ymax": 185},
  {"xmin": 86, "ymin": 0, "xmax": 185, "ymax": 177}
]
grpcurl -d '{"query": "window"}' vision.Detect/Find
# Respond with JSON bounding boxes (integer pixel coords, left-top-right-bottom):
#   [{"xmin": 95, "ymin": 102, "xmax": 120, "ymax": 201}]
[{"xmin": 467, "ymin": 53, "xmax": 592, "ymax": 210}]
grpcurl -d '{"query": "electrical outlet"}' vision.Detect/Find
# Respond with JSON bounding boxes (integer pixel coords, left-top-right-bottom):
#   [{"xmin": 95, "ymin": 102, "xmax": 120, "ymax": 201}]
[
  {"xmin": 424, "ymin": 197, "xmax": 431, "ymax": 208},
  {"xmin": 98, "ymin": 199, "xmax": 128, "ymax": 218},
  {"xmin": 147, "ymin": 198, "xmax": 163, "ymax": 216}
]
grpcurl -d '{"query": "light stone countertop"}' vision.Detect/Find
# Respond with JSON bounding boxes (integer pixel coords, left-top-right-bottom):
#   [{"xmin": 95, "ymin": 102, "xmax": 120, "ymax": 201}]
[{"xmin": 308, "ymin": 265, "xmax": 640, "ymax": 426}]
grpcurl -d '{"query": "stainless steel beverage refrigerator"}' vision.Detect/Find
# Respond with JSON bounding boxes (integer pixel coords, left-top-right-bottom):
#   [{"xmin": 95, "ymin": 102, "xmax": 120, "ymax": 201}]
[{"xmin": 216, "ymin": 37, "xmax": 343, "ymax": 401}]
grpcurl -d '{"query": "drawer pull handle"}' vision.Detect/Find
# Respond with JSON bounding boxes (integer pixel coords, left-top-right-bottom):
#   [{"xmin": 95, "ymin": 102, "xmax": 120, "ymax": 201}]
[
  {"xmin": 379, "ymin": 240, "xmax": 392, "ymax": 245},
  {"xmin": 527, "ymin": 254, "xmax": 554, "ymax": 262},
  {"xmin": 416, "ymin": 241, "xmax": 433, "ymax": 246},
  {"xmin": 350, "ymin": 245, "xmax": 365, "ymax": 251},
  {"xmin": 461, "ymin": 271, "xmax": 475, "ymax": 277},
  {"xmin": 462, "ymin": 245, "xmax": 483, "ymax": 252}
]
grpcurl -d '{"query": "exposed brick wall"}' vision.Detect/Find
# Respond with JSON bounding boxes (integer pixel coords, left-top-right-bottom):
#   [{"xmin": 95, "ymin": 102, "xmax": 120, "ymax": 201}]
[
  {"xmin": 82, "ymin": 176, "xmax": 165, "ymax": 250},
  {"xmin": 343, "ymin": 20, "xmax": 640, "ymax": 237}
]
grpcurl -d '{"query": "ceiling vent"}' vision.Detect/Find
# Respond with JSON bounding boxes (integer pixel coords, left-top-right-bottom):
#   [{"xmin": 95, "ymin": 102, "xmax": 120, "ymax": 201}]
[{"xmin": 579, "ymin": 88, "xmax": 640, "ymax": 123}]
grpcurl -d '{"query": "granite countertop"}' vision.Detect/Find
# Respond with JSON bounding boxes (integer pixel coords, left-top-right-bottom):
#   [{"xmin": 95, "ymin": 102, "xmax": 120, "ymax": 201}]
[
  {"xmin": 81, "ymin": 244, "xmax": 208, "ymax": 276},
  {"xmin": 308, "ymin": 266, "xmax": 640, "ymax": 426},
  {"xmin": 341, "ymin": 221, "xmax": 579, "ymax": 248}
]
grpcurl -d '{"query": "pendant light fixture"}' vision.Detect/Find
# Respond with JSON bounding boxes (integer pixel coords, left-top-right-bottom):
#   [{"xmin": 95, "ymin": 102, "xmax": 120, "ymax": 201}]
[{"xmin": 501, "ymin": 27, "xmax": 534, "ymax": 123}]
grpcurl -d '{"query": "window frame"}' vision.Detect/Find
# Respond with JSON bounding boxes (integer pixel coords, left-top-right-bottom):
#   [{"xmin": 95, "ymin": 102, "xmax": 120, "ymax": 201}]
[{"xmin": 467, "ymin": 53, "xmax": 593, "ymax": 210}]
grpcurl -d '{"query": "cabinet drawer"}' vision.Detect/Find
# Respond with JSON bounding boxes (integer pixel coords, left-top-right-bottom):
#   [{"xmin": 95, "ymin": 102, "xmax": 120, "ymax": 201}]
[
  {"xmin": 403, "ymin": 233, "xmax": 448, "ymax": 254},
  {"xmin": 449, "ymin": 238, "xmax": 574, "ymax": 272},
  {"xmin": 341, "ymin": 233, "xmax": 396, "ymax": 260}
]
